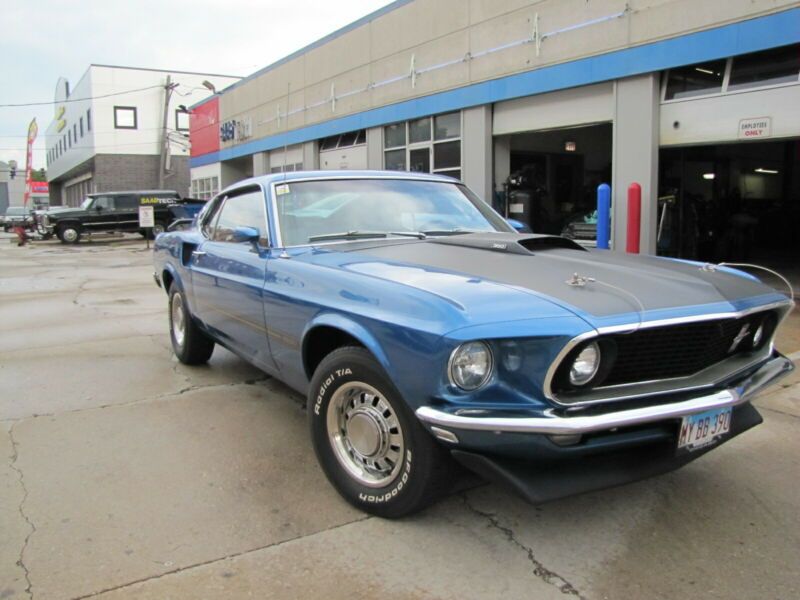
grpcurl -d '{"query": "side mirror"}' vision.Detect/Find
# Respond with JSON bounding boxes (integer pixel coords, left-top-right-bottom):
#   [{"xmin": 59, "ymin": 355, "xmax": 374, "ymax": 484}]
[
  {"xmin": 95, "ymin": 205, "xmax": 103, "ymax": 211},
  {"xmin": 231, "ymin": 226, "xmax": 260, "ymax": 245},
  {"xmin": 506, "ymin": 218, "xmax": 532, "ymax": 233}
]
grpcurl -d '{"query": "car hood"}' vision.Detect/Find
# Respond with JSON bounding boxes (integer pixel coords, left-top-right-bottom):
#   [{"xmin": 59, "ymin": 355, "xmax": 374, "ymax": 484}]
[
  {"xmin": 45, "ymin": 207, "xmax": 86, "ymax": 218},
  {"xmin": 304, "ymin": 232, "xmax": 787, "ymax": 330}
]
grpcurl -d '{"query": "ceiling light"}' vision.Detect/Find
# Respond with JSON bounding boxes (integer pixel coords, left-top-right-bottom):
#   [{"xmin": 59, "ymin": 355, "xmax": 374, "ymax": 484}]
[
  {"xmin": 694, "ymin": 67, "xmax": 715, "ymax": 75},
  {"xmin": 754, "ymin": 168, "xmax": 778, "ymax": 175},
  {"xmin": 703, "ymin": 173, "xmax": 715, "ymax": 180}
]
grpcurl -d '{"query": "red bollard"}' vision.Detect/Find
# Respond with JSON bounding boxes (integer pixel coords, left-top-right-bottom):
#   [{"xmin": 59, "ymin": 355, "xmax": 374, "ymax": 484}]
[{"xmin": 626, "ymin": 183, "xmax": 641, "ymax": 254}]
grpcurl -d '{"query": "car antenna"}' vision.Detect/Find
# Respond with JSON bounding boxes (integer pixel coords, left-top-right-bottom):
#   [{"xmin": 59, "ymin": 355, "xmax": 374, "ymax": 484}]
[{"xmin": 282, "ymin": 81, "xmax": 290, "ymax": 183}]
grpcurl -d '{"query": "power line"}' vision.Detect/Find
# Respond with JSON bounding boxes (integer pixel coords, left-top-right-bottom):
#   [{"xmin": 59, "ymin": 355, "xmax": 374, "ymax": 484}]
[{"xmin": 0, "ymin": 84, "xmax": 164, "ymax": 108}]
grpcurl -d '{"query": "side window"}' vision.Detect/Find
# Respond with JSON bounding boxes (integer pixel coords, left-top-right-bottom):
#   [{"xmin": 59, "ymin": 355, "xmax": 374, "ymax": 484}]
[
  {"xmin": 200, "ymin": 195, "xmax": 225, "ymax": 238},
  {"xmin": 94, "ymin": 196, "xmax": 113, "ymax": 210},
  {"xmin": 115, "ymin": 196, "xmax": 139, "ymax": 210},
  {"xmin": 212, "ymin": 190, "xmax": 268, "ymax": 243}
]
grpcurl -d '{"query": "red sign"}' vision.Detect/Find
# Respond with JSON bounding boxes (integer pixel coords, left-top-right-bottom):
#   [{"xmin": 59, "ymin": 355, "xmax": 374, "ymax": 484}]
[
  {"xmin": 189, "ymin": 97, "xmax": 220, "ymax": 157},
  {"xmin": 23, "ymin": 118, "xmax": 38, "ymax": 206},
  {"xmin": 31, "ymin": 181, "xmax": 49, "ymax": 194}
]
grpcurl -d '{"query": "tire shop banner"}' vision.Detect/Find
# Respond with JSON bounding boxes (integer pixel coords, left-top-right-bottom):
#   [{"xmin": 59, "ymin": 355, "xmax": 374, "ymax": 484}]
[{"xmin": 23, "ymin": 118, "xmax": 37, "ymax": 207}]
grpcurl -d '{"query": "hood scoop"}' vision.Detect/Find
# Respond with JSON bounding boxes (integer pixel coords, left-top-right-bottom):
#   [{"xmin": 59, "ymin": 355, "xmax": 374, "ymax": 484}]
[{"xmin": 431, "ymin": 233, "xmax": 587, "ymax": 255}]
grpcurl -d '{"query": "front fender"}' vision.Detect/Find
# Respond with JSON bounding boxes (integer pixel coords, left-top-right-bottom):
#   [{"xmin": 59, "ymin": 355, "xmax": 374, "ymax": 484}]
[{"xmin": 301, "ymin": 312, "xmax": 394, "ymax": 379}]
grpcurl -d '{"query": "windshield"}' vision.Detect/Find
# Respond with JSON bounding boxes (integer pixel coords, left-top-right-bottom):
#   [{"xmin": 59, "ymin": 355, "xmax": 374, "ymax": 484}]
[
  {"xmin": 274, "ymin": 178, "xmax": 512, "ymax": 246},
  {"xmin": 80, "ymin": 197, "xmax": 94, "ymax": 209}
]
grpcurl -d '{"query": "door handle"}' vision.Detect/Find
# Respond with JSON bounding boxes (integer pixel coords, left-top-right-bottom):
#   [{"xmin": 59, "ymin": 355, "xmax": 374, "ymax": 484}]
[{"xmin": 192, "ymin": 250, "xmax": 207, "ymax": 257}]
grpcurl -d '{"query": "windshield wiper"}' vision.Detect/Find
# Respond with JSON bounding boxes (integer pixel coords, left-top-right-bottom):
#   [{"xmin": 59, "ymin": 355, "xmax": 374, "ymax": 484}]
[
  {"xmin": 308, "ymin": 230, "xmax": 427, "ymax": 242},
  {"xmin": 308, "ymin": 231, "xmax": 388, "ymax": 242},
  {"xmin": 420, "ymin": 228, "xmax": 476, "ymax": 236}
]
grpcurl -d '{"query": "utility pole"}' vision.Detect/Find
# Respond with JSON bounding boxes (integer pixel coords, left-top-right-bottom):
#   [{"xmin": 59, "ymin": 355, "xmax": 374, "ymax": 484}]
[{"xmin": 158, "ymin": 75, "xmax": 178, "ymax": 189}]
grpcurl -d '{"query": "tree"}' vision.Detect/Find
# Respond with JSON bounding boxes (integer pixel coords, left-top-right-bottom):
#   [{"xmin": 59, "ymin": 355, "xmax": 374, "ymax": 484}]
[{"xmin": 32, "ymin": 168, "xmax": 46, "ymax": 182}]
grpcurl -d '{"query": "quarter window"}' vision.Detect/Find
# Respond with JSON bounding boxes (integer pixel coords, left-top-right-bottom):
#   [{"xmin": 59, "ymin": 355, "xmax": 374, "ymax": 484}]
[
  {"xmin": 212, "ymin": 190, "xmax": 267, "ymax": 244},
  {"xmin": 115, "ymin": 196, "xmax": 139, "ymax": 210},
  {"xmin": 114, "ymin": 106, "xmax": 138, "ymax": 129}
]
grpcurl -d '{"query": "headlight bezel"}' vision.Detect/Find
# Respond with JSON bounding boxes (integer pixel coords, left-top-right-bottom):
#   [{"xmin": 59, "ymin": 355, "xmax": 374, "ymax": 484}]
[{"xmin": 448, "ymin": 341, "xmax": 494, "ymax": 391}]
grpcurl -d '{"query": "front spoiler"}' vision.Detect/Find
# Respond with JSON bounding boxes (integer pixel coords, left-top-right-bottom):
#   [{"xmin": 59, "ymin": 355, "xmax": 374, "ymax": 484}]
[
  {"xmin": 451, "ymin": 402, "xmax": 763, "ymax": 504},
  {"xmin": 416, "ymin": 353, "xmax": 793, "ymax": 436}
]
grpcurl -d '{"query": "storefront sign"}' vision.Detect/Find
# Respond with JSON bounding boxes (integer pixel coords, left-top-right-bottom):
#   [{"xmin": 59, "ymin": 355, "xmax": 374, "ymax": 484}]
[
  {"xmin": 738, "ymin": 117, "xmax": 771, "ymax": 140},
  {"xmin": 31, "ymin": 181, "xmax": 49, "ymax": 194},
  {"xmin": 219, "ymin": 117, "xmax": 252, "ymax": 143}
]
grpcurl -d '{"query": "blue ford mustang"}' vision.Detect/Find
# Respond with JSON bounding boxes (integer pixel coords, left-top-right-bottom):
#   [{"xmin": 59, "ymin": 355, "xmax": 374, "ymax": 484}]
[{"xmin": 153, "ymin": 171, "xmax": 794, "ymax": 517}]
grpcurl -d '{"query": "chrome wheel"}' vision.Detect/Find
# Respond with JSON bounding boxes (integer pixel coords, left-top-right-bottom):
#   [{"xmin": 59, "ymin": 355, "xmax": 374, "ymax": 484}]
[
  {"xmin": 62, "ymin": 227, "xmax": 79, "ymax": 243},
  {"xmin": 326, "ymin": 381, "xmax": 405, "ymax": 488},
  {"xmin": 153, "ymin": 223, "xmax": 166, "ymax": 236},
  {"xmin": 171, "ymin": 293, "xmax": 186, "ymax": 348}
]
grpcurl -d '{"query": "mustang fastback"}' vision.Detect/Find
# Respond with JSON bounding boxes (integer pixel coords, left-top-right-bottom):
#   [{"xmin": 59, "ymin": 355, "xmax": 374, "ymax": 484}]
[{"xmin": 153, "ymin": 171, "xmax": 794, "ymax": 518}]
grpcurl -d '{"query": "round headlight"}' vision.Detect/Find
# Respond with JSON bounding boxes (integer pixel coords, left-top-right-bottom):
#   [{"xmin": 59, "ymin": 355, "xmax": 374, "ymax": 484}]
[
  {"xmin": 449, "ymin": 341, "xmax": 493, "ymax": 390},
  {"xmin": 569, "ymin": 342, "xmax": 601, "ymax": 386}
]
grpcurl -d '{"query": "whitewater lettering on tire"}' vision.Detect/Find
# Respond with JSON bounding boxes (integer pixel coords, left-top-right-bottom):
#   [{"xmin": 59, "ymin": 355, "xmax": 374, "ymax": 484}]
[
  {"xmin": 359, "ymin": 450, "xmax": 413, "ymax": 503},
  {"xmin": 313, "ymin": 367, "xmax": 353, "ymax": 416}
]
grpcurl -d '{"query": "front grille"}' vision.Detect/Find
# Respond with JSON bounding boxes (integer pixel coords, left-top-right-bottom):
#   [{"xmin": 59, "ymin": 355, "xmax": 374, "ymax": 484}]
[
  {"xmin": 553, "ymin": 310, "xmax": 777, "ymax": 393},
  {"xmin": 603, "ymin": 318, "xmax": 746, "ymax": 385}
]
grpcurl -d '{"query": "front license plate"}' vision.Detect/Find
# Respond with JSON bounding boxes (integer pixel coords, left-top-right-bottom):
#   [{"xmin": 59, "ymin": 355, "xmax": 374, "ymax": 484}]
[{"xmin": 677, "ymin": 407, "xmax": 732, "ymax": 452}]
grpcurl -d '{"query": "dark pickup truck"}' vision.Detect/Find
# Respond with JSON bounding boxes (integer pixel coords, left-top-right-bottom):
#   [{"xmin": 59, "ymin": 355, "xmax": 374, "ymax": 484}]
[{"xmin": 36, "ymin": 190, "xmax": 207, "ymax": 243}]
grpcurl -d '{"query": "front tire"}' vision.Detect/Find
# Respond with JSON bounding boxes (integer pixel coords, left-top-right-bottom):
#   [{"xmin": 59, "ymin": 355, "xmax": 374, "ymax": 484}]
[
  {"xmin": 168, "ymin": 284, "xmax": 215, "ymax": 364},
  {"xmin": 58, "ymin": 224, "xmax": 81, "ymax": 244},
  {"xmin": 308, "ymin": 347, "xmax": 452, "ymax": 518}
]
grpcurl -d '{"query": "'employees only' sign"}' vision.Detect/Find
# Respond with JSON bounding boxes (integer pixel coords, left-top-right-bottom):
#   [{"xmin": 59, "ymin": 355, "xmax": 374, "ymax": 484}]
[{"xmin": 738, "ymin": 117, "xmax": 771, "ymax": 140}]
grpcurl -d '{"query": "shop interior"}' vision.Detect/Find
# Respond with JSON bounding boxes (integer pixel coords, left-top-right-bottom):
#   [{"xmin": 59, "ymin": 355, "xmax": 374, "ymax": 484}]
[
  {"xmin": 500, "ymin": 123, "xmax": 612, "ymax": 236},
  {"xmin": 658, "ymin": 139, "xmax": 799, "ymax": 265}
]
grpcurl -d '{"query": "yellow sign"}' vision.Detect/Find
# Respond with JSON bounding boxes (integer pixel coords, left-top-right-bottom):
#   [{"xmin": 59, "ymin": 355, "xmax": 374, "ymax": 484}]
[
  {"xmin": 56, "ymin": 119, "xmax": 67, "ymax": 132},
  {"xmin": 55, "ymin": 106, "xmax": 65, "ymax": 120}
]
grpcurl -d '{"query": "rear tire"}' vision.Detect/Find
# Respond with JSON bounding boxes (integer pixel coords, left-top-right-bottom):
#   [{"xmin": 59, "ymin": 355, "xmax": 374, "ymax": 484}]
[
  {"xmin": 168, "ymin": 283, "xmax": 215, "ymax": 365},
  {"xmin": 308, "ymin": 346, "xmax": 453, "ymax": 518}
]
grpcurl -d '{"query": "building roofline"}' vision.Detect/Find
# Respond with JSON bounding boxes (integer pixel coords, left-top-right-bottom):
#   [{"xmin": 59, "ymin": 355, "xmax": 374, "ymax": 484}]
[{"xmin": 89, "ymin": 63, "xmax": 243, "ymax": 80}]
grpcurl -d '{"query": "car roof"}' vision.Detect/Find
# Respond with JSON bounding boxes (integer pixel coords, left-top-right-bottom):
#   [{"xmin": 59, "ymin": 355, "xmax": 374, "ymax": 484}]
[{"xmin": 221, "ymin": 170, "xmax": 459, "ymax": 195}]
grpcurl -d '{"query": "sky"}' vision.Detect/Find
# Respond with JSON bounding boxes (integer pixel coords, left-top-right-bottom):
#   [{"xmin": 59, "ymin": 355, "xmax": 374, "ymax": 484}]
[{"xmin": 0, "ymin": 0, "xmax": 396, "ymax": 171}]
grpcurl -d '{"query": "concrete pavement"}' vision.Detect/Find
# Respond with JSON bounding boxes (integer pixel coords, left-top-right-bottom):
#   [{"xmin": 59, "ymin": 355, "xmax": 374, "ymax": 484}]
[{"xmin": 1, "ymin": 233, "xmax": 798, "ymax": 600}]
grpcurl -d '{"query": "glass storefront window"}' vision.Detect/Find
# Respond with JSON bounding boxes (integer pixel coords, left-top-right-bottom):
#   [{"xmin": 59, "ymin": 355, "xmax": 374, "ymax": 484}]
[
  {"xmin": 664, "ymin": 60, "xmax": 726, "ymax": 100},
  {"xmin": 384, "ymin": 123, "xmax": 405, "ymax": 149},
  {"xmin": 434, "ymin": 112, "xmax": 460, "ymax": 140},
  {"xmin": 433, "ymin": 141, "xmax": 460, "ymax": 170},
  {"xmin": 384, "ymin": 149, "xmax": 406, "ymax": 171},
  {"xmin": 728, "ymin": 44, "xmax": 800, "ymax": 91},
  {"xmin": 383, "ymin": 112, "xmax": 461, "ymax": 177},
  {"xmin": 408, "ymin": 117, "xmax": 431, "ymax": 144}
]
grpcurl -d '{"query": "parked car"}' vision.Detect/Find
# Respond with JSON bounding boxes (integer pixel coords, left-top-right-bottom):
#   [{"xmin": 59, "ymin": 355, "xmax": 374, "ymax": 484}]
[
  {"xmin": 1, "ymin": 206, "xmax": 34, "ymax": 232},
  {"xmin": 153, "ymin": 171, "xmax": 794, "ymax": 518},
  {"xmin": 37, "ymin": 190, "xmax": 207, "ymax": 243}
]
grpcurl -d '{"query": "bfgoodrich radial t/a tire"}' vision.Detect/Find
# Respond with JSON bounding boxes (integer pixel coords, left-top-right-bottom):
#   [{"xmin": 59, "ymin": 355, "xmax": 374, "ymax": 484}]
[
  {"xmin": 308, "ymin": 346, "xmax": 453, "ymax": 518},
  {"xmin": 168, "ymin": 284, "xmax": 215, "ymax": 365}
]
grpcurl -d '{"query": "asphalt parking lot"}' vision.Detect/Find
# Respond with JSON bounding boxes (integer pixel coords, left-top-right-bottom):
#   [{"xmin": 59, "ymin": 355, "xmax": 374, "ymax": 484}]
[{"xmin": 1, "ymin": 232, "xmax": 799, "ymax": 600}]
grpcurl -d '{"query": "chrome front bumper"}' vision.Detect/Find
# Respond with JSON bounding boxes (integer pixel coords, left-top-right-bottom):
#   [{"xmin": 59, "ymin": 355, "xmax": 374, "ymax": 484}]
[{"xmin": 416, "ymin": 353, "xmax": 793, "ymax": 436}]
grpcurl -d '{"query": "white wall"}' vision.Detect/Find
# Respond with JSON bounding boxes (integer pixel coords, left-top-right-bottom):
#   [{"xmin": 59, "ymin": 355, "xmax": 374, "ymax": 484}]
[
  {"xmin": 45, "ymin": 71, "xmax": 94, "ymax": 180},
  {"xmin": 660, "ymin": 84, "xmax": 800, "ymax": 146}
]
